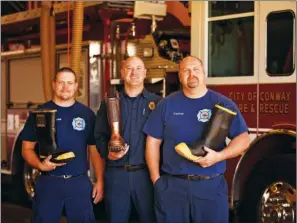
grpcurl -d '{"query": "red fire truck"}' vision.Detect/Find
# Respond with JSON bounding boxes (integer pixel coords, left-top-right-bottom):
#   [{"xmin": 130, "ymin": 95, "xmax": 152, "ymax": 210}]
[
  {"xmin": 190, "ymin": 1, "xmax": 296, "ymax": 222},
  {"xmin": 1, "ymin": 1, "xmax": 296, "ymax": 223},
  {"xmin": 1, "ymin": 2, "xmax": 186, "ymax": 219}
]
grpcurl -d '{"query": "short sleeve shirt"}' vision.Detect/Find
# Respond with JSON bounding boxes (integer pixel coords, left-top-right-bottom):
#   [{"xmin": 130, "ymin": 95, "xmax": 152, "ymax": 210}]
[
  {"xmin": 143, "ymin": 90, "xmax": 248, "ymax": 175},
  {"xmin": 20, "ymin": 100, "xmax": 96, "ymax": 175}
]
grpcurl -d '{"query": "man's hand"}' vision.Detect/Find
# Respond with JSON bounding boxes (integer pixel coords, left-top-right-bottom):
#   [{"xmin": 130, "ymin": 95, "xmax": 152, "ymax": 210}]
[
  {"xmin": 193, "ymin": 147, "xmax": 224, "ymax": 168},
  {"xmin": 152, "ymin": 175, "xmax": 160, "ymax": 185},
  {"xmin": 92, "ymin": 181, "xmax": 104, "ymax": 204},
  {"xmin": 108, "ymin": 144, "xmax": 129, "ymax": 160},
  {"xmin": 38, "ymin": 155, "xmax": 66, "ymax": 171}
]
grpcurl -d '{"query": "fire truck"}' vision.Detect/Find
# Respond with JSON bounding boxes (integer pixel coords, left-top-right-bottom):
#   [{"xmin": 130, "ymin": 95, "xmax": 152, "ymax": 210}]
[
  {"xmin": 1, "ymin": 1, "xmax": 296, "ymax": 223},
  {"xmin": 1, "ymin": 0, "xmax": 187, "ymax": 218},
  {"xmin": 190, "ymin": 1, "xmax": 296, "ymax": 222}
]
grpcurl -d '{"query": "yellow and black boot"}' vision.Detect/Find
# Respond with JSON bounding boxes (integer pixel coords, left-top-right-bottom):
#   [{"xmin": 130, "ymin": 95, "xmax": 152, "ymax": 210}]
[
  {"xmin": 175, "ymin": 104, "xmax": 237, "ymax": 161},
  {"xmin": 31, "ymin": 109, "xmax": 75, "ymax": 163}
]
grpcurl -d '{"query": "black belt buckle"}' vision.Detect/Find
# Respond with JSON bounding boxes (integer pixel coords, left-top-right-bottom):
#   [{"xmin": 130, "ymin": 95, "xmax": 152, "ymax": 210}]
[
  {"xmin": 189, "ymin": 174, "xmax": 219, "ymax": 180},
  {"xmin": 169, "ymin": 173, "xmax": 221, "ymax": 181},
  {"xmin": 124, "ymin": 164, "xmax": 146, "ymax": 172},
  {"xmin": 187, "ymin": 174, "xmax": 198, "ymax": 180},
  {"xmin": 41, "ymin": 173, "xmax": 83, "ymax": 179},
  {"xmin": 124, "ymin": 164, "xmax": 132, "ymax": 171},
  {"xmin": 62, "ymin": 175, "xmax": 72, "ymax": 179}
]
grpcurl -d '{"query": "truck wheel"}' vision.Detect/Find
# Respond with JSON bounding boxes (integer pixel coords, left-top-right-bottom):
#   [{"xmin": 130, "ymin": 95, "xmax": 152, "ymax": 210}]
[
  {"xmin": 23, "ymin": 162, "xmax": 40, "ymax": 199},
  {"xmin": 237, "ymin": 154, "xmax": 296, "ymax": 223}
]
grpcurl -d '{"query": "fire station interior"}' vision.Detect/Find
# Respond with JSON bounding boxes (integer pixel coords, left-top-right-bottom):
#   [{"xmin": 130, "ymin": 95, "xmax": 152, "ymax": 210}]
[{"xmin": 1, "ymin": 1, "xmax": 296, "ymax": 223}]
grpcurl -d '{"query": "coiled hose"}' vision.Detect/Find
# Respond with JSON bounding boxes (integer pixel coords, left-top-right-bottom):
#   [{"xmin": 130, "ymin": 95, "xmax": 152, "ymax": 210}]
[
  {"xmin": 40, "ymin": 1, "xmax": 52, "ymax": 101},
  {"xmin": 71, "ymin": 2, "xmax": 84, "ymax": 96}
]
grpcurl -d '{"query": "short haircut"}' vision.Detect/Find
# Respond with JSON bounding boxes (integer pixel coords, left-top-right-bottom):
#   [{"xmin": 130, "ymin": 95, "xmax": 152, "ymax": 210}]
[
  {"xmin": 190, "ymin": 56, "xmax": 203, "ymax": 66},
  {"xmin": 122, "ymin": 56, "xmax": 145, "ymax": 69},
  {"xmin": 179, "ymin": 56, "xmax": 203, "ymax": 69},
  {"xmin": 54, "ymin": 67, "xmax": 77, "ymax": 81},
  {"xmin": 178, "ymin": 56, "xmax": 205, "ymax": 77}
]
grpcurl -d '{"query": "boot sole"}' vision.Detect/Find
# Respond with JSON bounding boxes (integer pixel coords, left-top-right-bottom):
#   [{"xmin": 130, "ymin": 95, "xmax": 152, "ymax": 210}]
[
  {"xmin": 175, "ymin": 143, "xmax": 202, "ymax": 161},
  {"xmin": 40, "ymin": 152, "xmax": 76, "ymax": 163}
]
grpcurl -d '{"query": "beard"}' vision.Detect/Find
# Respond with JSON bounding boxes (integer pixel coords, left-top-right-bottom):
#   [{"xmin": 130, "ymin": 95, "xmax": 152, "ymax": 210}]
[
  {"xmin": 60, "ymin": 95, "xmax": 72, "ymax": 100},
  {"xmin": 187, "ymin": 77, "xmax": 199, "ymax": 88},
  {"xmin": 57, "ymin": 92, "xmax": 75, "ymax": 101}
]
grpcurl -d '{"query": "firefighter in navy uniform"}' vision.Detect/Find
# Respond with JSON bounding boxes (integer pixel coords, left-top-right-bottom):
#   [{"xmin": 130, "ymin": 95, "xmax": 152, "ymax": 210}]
[
  {"xmin": 94, "ymin": 56, "xmax": 162, "ymax": 223},
  {"xmin": 21, "ymin": 67, "xmax": 104, "ymax": 223},
  {"xmin": 143, "ymin": 56, "xmax": 250, "ymax": 223}
]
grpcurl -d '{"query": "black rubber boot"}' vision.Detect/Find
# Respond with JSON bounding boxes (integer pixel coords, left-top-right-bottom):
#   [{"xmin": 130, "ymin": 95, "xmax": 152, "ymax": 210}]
[
  {"xmin": 175, "ymin": 104, "xmax": 237, "ymax": 161},
  {"xmin": 31, "ymin": 109, "xmax": 75, "ymax": 163}
]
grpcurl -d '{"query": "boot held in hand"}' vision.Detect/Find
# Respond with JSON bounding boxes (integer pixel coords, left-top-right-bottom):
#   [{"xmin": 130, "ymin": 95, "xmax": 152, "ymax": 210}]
[
  {"xmin": 105, "ymin": 92, "xmax": 126, "ymax": 153},
  {"xmin": 31, "ymin": 109, "xmax": 75, "ymax": 163},
  {"xmin": 175, "ymin": 104, "xmax": 237, "ymax": 161}
]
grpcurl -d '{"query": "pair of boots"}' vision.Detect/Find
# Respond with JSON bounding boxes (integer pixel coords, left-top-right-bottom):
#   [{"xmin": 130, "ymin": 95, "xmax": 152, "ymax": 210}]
[
  {"xmin": 104, "ymin": 95, "xmax": 237, "ymax": 160},
  {"xmin": 31, "ymin": 110, "xmax": 75, "ymax": 163},
  {"xmin": 31, "ymin": 90, "xmax": 126, "ymax": 163},
  {"xmin": 175, "ymin": 105, "xmax": 237, "ymax": 161}
]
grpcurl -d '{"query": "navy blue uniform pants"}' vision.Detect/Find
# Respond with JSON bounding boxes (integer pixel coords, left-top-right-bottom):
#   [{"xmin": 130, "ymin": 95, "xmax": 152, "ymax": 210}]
[
  {"xmin": 104, "ymin": 167, "xmax": 155, "ymax": 223},
  {"xmin": 32, "ymin": 175, "xmax": 96, "ymax": 223},
  {"xmin": 154, "ymin": 174, "xmax": 228, "ymax": 223}
]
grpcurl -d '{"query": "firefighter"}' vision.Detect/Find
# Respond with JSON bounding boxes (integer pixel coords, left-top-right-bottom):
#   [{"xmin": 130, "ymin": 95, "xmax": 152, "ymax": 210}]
[
  {"xmin": 21, "ymin": 67, "xmax": 104, "ymax": 223},
  {"xmin": 94, "ymin": 56, "xmax": 162, "ymax": 223},
  {"xmin": 144, "ymin": 56, "xmax": 250, "ymax": 223}
]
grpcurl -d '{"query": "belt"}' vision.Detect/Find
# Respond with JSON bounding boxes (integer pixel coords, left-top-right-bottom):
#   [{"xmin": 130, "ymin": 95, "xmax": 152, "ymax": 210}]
[
  {"xmin": 167, "ymin": 173, "xmax": 222, "ymax": 180},
  {"xmin": 107, "ymin": 164, "xmax": 147, "ymax": 172},
  {"xmin": 41, "ymin": 173, "xmax": 86, "ymax": 179}
]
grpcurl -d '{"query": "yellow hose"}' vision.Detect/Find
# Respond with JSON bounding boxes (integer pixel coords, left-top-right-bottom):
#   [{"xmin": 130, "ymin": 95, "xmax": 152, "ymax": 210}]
[
  {"xmin": 40, "ymin": 1, "xmax": 52, "ymax": 101},
  {"xmin": 49, "ymin": 3, "xmax": 56, "ymax": 82},
  {"xmin": 71, "ymin": 2, "xmax": 84, "ymax": 97}
]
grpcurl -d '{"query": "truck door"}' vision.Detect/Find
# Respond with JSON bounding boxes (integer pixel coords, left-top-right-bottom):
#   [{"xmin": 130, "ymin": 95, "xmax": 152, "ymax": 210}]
[{"xmin": 258, "ymin": 1, "xmax": 296, "ymax": 129}]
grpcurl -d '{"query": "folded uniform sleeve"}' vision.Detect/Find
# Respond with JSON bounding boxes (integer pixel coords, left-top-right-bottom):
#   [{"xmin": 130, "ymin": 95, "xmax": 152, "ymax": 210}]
[
  {"xmin": 94, "ymin": 100, "xmax": 110, "ymax": 159},
  {"xmin": 227, "ymin": 101, "xmax": 249, "ymax": 139},
  {"xmin": 19, "ymin": 112, "xmax": 37, "ymax": 142},
  {"xmin": 143, "ymin": 98, "xmax": 166, "ymax": 140},
  {"xmin": 87, "ymin": 110, "xmax": 96, "ymax": 146}
]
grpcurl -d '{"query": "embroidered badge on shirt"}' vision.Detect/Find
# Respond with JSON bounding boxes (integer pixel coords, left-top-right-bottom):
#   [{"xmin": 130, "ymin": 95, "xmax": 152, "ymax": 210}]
[
  {"xmin": 72, "ymin": 117, "xmax": 86, "ymax": 131},
  {"xmin": 197, "ymin": 109, "xmax": 212, "ymax": 122},
  {"xmin": 148, "ymin": 102, "xmax": 156, "ymax": 110}
]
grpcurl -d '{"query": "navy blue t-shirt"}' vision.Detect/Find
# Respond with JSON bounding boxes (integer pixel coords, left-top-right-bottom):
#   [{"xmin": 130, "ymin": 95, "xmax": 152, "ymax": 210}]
[
  {"xmin": 143, "ymin": 89, "xmax": 248, "ymax": 175},
  {"xmin": 95, "ymin": 89, "xmax": 162, "ymax": 166},
  {"xmin": 20, "ymin": 100, "xmax": 96, "ymax": 175}
]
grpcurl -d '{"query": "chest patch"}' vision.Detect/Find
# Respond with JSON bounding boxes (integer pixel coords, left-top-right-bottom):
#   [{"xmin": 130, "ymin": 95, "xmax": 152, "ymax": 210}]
[
  {"xmin": 148, "ymin": 101, "xmax": 156, "ymax": 110},
  {"xmin": 72, "ymin": 117, "xmax": 86, "ymax": 131},
  {"xmin": 197, "ymin": 109, "xmax": 212, "ymax": 122}
]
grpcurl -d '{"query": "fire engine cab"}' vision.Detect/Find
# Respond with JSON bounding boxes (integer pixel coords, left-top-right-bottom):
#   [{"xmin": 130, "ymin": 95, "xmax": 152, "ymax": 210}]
[
  {"xmin": 191, "ymin": 1, "xmax": 296, "ymax": 222},
  {"xmin": 1, "ymin": 1, "xmax": 296, "ymax": 223}
]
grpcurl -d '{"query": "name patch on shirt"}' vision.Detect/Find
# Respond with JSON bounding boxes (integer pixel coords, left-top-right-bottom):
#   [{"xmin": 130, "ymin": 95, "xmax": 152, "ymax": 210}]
[
  {"xmin": 72, "ymin": 117, "xmax": 86, "ymax": 131},
  {"xmin": 197, "ymin": 109, "xmax": 212, "ymax": 122},
  {"xmin": 173, "ymin": 112, "xmax": 184, "ymax": 116}
]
